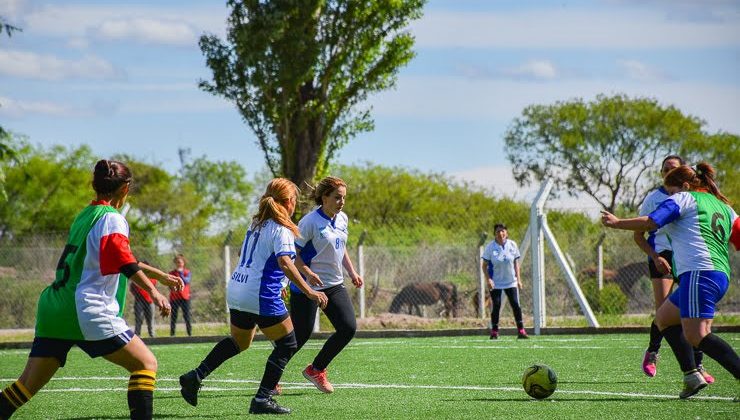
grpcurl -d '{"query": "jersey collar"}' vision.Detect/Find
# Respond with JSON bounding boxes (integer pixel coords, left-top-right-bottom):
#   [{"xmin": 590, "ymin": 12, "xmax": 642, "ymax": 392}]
[
  {"xmin": 316, "ymin": 207, "xmax": 337, "ymax": 228},
  {"xmin": 90, "ymin": 199, "xmax": 112, "ymax": 206}
]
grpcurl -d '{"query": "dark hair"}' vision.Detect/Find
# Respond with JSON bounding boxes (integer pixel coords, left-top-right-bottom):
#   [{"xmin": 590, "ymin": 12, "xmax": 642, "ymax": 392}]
[
  {"xmin": 661, "ymin": 154, "xmax": 685, "ymax": 167},
  {"xmin": 494, "ymin": 223, "xmax": 507, "ymax": 232},
  {"xmin": 92, "ymin": 159, "xmax": 132, "ymax": 197},
  {"xmin": 311, "ymin": 176, "xmax": 347, "ymax": 206},
  {"xmin": 664, "ymin": 162, "xmax": 730, "ymax": 204}
]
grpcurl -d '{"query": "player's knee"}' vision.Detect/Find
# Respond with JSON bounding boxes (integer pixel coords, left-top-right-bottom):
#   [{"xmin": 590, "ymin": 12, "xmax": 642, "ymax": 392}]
[
  {"xmin": 683, "ymin": 329, "xmax": 705, "ymax": 347},
  {"xmin": 276, "ymin": 331, "xmax": 298, "ymax": 358}
]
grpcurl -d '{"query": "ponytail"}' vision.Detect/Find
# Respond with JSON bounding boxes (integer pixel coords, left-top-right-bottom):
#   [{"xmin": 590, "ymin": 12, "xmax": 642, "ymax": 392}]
[
  {"xmin": 694, "ymin": 162, "xmax": 730, "ymax": 205},
  {"xmin": 253, "ymin": 178, "xmax": 301, "ymax": 237}
]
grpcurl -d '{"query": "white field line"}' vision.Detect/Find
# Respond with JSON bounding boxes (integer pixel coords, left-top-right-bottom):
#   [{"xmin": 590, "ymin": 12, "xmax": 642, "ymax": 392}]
[{"xmin": 0, "ymin": 377, "xmax": 732, "ymax": 401}]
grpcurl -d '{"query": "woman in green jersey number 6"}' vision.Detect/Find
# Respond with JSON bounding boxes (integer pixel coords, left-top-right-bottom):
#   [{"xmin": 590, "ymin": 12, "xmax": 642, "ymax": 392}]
[{"xmin": 0, "ymin": 160, "xmax": 184, "ymax": 420}]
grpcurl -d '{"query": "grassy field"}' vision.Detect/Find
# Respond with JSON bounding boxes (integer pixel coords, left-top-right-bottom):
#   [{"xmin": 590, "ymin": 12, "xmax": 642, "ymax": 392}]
[{"xmin": 0, "ymin": 334, "xmax": 738, "ymax": 419}]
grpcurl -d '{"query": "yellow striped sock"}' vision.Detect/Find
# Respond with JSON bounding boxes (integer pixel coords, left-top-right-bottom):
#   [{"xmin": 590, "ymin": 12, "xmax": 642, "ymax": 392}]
[
  {"xmin": 128, "ymin": 370, "xmax": 156, "ymax": 392},
  {"xmin": 1, "ymin": 381, "xmax": 31, "ymax": 410}
]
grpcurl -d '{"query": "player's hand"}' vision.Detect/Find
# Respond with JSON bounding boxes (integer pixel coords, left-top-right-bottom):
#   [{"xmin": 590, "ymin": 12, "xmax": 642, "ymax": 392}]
[
  {"xmin": 281, "ymin": 287, "xmax": 288, "ymax": 299},
  {"xmin": 161, "ymin": 273, "xmax": 184, "ymax": 291},
  {"xmin": 351, "ymin": 273, "xmax": 363, "ymax": 288},
  {"xmin": 654, "ymin": 256, "xmax": 672, "ymax": 276},
  {"xmin": 305, "ymin": 271, "xmax": 323, "ymax": 287},
  {"xmin": 152, "ymin": 291, "xmax": 171, "ymax": 317},
  {"xmin": 309, "ymin": 290, "xmax": 328, "ymax": 309},
  {"xmin": 600, "ymin": 210, "xmax": 619, "ymax": 228},
  {"xmin": 517, "ymin": 280, "xmax": 523, "ymax": 290}
]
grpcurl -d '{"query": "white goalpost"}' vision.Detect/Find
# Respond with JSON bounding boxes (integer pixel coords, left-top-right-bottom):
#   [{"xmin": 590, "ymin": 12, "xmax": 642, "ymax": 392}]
[{"xmin": 518, "ymin": 179, "xmax": 600, "ymax": 334}]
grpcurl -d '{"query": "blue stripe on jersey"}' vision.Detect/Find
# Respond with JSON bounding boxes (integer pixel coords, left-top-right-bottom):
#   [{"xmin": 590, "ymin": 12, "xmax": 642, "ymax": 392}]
[
  {"xmin": 316, "ymin": 208, "xmax": 336, "ymax": 228},
  {"xmin": 646, "ymin": 231, "xmax": 656, "ymax": 250},
  {"xmin": 259, "ymin": 254, "xmax": 288, "ymax": 316},
  {"xmin": 487, "ymin": 261, "xmax": 493, "ymax": 279},
  {"xmin": 649, "ymin": 199, "xmax": 681, "ymax": 229},
  {"xmin": 291, "ymin": 240, "xmax": 317, "ymax": 294}
]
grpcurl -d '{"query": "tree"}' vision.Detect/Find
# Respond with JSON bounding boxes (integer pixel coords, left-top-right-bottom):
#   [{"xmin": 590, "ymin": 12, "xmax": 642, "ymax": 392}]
[
  {"xmin": 0, "ymin": 16, "xmax": 22, "ymax": 198},
  {"xmin": 180, "ymin": 154, "xmax": 255, "ymax": 233},
  {"xmin": 504, "ymin": 94, "xmax": 707, "ymax": 212},
  {"xmin": 680, "ymin": 132, "xmax": 740, "ymax": 204},
  {"xmin": 199, "ymin": 0, "xmax": 425, "ymax": 187}
]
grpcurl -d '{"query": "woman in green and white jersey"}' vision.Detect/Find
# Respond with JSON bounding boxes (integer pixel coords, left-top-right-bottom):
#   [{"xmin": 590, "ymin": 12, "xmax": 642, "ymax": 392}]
[
  {"xmin": 0, "ymin": 160, "xmax": 184, "ymax": 420},
  {"xmin": 602, "ymin": 162, "xmax": 739, "ymax": 399}
]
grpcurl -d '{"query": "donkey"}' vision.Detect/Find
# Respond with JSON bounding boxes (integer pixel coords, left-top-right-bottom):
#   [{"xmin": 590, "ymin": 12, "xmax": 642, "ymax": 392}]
[{"xmin": 389, "ymin": 281, "xmax": 458, "ymax": 318}]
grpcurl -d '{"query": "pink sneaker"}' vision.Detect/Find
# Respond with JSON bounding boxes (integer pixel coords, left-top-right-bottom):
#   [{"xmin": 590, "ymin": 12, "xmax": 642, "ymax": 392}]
[
  {"xmin": 302, "ymin": 365, "xmax": 334, "ymax": 393},
  {"xmin": 698, "ymin": 366, "xmax": 715, "ymax": 384},
  {"xmin": 642, "ymin": 351, "xmax": 658, "ymax": 377},
  {"xmin": 489, "ymin": 329, "xmax": 499, "ymax": 340}
]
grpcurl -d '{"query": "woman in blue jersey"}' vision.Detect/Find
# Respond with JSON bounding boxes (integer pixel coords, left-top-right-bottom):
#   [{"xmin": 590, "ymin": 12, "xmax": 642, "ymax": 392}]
[
  {"xmin": 179, "ymin": 178, "xmax": 328, "ymax": 415},
  {"xmin": 0, "ymin": 160, "xmax": 184, "ymax": 420},
  {"xmin": 481, "ymin": 223, "xmax": 528, "ymax": 339},
  {"xmin": 289, "ymin": 176, "xmax": 363, "ymax": 393},
  {"xmin": 602, "ymin": 162, "xmax": 740, "ymax": 399},
  {"xmin": 632, "ymin": 155, "xmax": 712, "ymax": 382}
]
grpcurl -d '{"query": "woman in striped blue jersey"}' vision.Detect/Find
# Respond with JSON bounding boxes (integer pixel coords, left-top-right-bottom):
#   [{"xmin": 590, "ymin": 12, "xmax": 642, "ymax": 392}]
[
  {"xmin": 602, "ymin": 162, "xmax": 739, "ymax": 399},
  {"xmin": 179, "ymin": 178, "xmax": 328, "ymax": 415},
  {"xmin": 290, "ymin": 176, "xmax": 363, "ymax": 393}
]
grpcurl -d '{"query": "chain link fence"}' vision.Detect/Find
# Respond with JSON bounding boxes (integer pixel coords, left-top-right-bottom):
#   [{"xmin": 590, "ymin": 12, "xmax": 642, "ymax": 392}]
[{"xmin": 1, "ymin": 204, "xmax": 738, "ymax": 340}]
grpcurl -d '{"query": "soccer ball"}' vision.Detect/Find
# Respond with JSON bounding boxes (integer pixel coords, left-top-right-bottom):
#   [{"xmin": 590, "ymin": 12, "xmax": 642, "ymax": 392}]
[{"xmin": 522, "ymin": 364, "xmax": 557, "ymax": 399}]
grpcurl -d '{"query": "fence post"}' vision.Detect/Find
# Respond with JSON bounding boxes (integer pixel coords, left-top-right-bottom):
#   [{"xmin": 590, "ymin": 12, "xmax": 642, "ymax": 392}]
[
  {"xmin": 477, "ymin": 232, "xmax": 488, "ymax": 319},
  {"xmin": 531, "ymin": 179, "xmax": 553, "ymax": 335},
  {"xmin": 223, "ymin": 231, "xmax": 233, "ymax": 320},
  {"xmin": 595, "ymin": 233, "xmax": 606, "ymax": 291},
  {"xmin": 357, "ymin": 230, "xmax": 367, "ymax": 319}
]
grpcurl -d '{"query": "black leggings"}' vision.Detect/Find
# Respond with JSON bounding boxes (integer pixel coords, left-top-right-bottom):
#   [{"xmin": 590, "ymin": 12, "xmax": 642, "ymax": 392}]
[
  {"xmin": 490, "ymin": 287, "xmax": 524, "ymax": 330},
  {"xmin": 170, "ymin": 299, "xmax": 192, "ymax": 336},
  {"xmin": 290, "ymin": 284, "xmax": 357, "ymax": 370}
]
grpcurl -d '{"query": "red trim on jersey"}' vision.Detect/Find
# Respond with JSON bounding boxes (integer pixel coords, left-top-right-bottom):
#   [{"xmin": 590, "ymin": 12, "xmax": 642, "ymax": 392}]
[
  {"xmin": 90, "ymin": 200, "xmax": 111, "ymax": 206},
  {"xmin": 730, "ymin": 217, "xmax": 740, "ymax": 251},
  {"xmin": 99, "ymin": 233, "xmax": 137, "ymax": 275}
]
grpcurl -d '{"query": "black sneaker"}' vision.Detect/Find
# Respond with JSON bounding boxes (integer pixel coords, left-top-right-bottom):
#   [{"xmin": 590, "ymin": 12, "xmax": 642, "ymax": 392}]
[
  {"xmin": 179, "ymin": 370, "xmax": 202, "ymax": 407},
  {"xmin": 249, "ymin": 397, "xmax": 291, "ymax": 415}
]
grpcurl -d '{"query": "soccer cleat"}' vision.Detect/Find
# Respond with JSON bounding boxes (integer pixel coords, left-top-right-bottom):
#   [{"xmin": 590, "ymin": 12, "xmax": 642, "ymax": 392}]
[
  {"xmin": 249, "ymin": 397, "xmax": 291, "ymax": 415},
  {"xmin": 517, "ymin": 329, "xmax": 529, "ymax": 339},
  {"xmin": 490, "ymin": 329, "xmax": 499, "ymax": 340},
  {"xmin": 302, "ymin": 364, "xmax": 334, "ymax": 393},
  {"xmin": 179, "ymin": 370, "xmax": 202, "ymax": 407},
  {"xmin": 270, "ymin": 383, "xmax": 283, "ymax": 396},
  {"xmin": 679, "ymin": 371, "xmax": 707, "ymax": 399},
  {"xmin": 697, "ymin": 365, "xmax": 715, "ymax": 384},
  {"xmin": 642, "ymin": 351, "xmax": 658, "ymax": 377}
]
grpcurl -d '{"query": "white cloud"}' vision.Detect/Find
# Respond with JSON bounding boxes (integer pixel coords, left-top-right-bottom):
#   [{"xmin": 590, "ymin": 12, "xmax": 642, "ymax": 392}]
[
  {"xmin": 94, "ymin": 18, "xmax": 197, "ymax": 46},
  {"xmin": 369, "ymin": 75, "xmax": 740, "ymax": 133},
  {"xmin": 66, "ymin": 37, "xmax": 89, "ymax": 50},
  {"xmin": 0, "ymin": 49, "xmax": 123, "ymax": 81},
  {"xmin": 0, "ymin": 0, "xmax": 27, "ymax": 19},
  {"xmin": 618, "ymin": 59, "xmax": 667, "ymax": 82},
  {"xmin": 21, "ymin": 4, "xmax": 226, "ymax": 40},
  {"xmin": 413, "ymin": 9, "xmax": 740, "ymax": 49},
  {"xmin": 502, "ymin": 60, "xmax": 558, "ymax": 80},
  {"xmin": 0, "ymin": 95, "xmax": 82, "ymax": 118}
]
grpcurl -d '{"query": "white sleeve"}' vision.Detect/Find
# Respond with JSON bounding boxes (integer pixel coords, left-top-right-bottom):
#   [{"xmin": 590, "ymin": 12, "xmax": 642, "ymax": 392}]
[
  {"xmin": 273, "ymin": 226, "xmax": 296, "ymax": 257},
  {"xmin": 295, "ymin": 215, "xmax": 313, "ymax": 248}
]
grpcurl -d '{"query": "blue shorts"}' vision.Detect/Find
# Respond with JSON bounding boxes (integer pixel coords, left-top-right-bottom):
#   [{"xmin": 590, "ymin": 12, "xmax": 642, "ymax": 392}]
[
  {"xmin": 29, "ymin": 330, "xmax": 134, "ymax": 367},
  {"xmin": 668, "ymin": 271, "xmax": 728, "ymax": 318}
]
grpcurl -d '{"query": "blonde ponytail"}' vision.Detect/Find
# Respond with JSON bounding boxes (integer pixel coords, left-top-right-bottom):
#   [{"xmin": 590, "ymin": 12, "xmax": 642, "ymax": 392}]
[{"xmin": 253, "ymin": 178, "xmax": 301, "ymax": 237}]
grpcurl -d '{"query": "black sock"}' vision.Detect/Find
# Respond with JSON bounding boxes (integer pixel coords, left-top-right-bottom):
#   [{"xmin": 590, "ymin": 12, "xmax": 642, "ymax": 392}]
[
  {"xmin": 694, "ymin": 349, "xmax": 704, "ymax": 368},
  {"xmin": 0, "ymin": 381, "xmax": 32, "ymax": 418},
  {"xmin": 257, "ymin": 332, "xmax": 297, "ymax": 399},
  {"xmin": 127, "ymin": 370, "xmax": 155, "ymax": 420},
  {"xmin": 661, "ymin": 325, "xmax": 696, "ymax": 373},
  {"xmin": 197, "ymin": 337, "xmax": 241, "ymax": 380},
  {"xmin": 647, "ymin": 320, "xmax": 662, "ymax": 353},
  {"xmin": 697, "ymin": 333, "xmax": 740, "ymax": 379}
]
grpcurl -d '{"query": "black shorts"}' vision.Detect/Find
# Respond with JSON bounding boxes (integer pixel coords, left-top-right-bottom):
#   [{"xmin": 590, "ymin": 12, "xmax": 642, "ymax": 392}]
[
  {"xmin": 229, "ymin": 309, "xmax": 288, "ymax": 330},
  {"xmin": 648, "ymin": 250, "xmax": 674, "ymax": 279},
  {"xmin": 29, "ymin": 330, "xmax": 134, "ymax": 367}
]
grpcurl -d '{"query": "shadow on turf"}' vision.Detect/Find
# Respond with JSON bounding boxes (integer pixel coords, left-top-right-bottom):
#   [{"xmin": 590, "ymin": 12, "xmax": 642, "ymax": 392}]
[
  {"xmin": 157, "ymin": 391, "xmax": 313, "ymax": 401},
  {"xmin": 456, "ymin": 397, "xmax": 675, "ymax": 403},
  {"xmin": 65, "ymin": 415, "xmax": 222, "ymax": 420}
]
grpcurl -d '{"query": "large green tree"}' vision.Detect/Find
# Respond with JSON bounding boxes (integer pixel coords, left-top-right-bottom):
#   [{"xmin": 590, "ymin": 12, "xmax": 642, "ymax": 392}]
[
  {"xmin": 680, "ymin": 132, "xmax": 740, "ymax": 205},
  {"xmin": 199, "ymin": 0, "xmax": 425, "ymax": 186},
  {"xmin": 504, "ymin": 94, "xmax": 709, "ymax": 212},
  {"xmin": 0, "ymin": 16, "xmax": 22, "ymax": 198}
]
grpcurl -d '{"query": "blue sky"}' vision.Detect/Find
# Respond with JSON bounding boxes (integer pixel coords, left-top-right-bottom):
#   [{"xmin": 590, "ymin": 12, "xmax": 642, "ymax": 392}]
[{"xmin": 1, "ymin": 0, "xmax": 739, "ymax": 209}]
